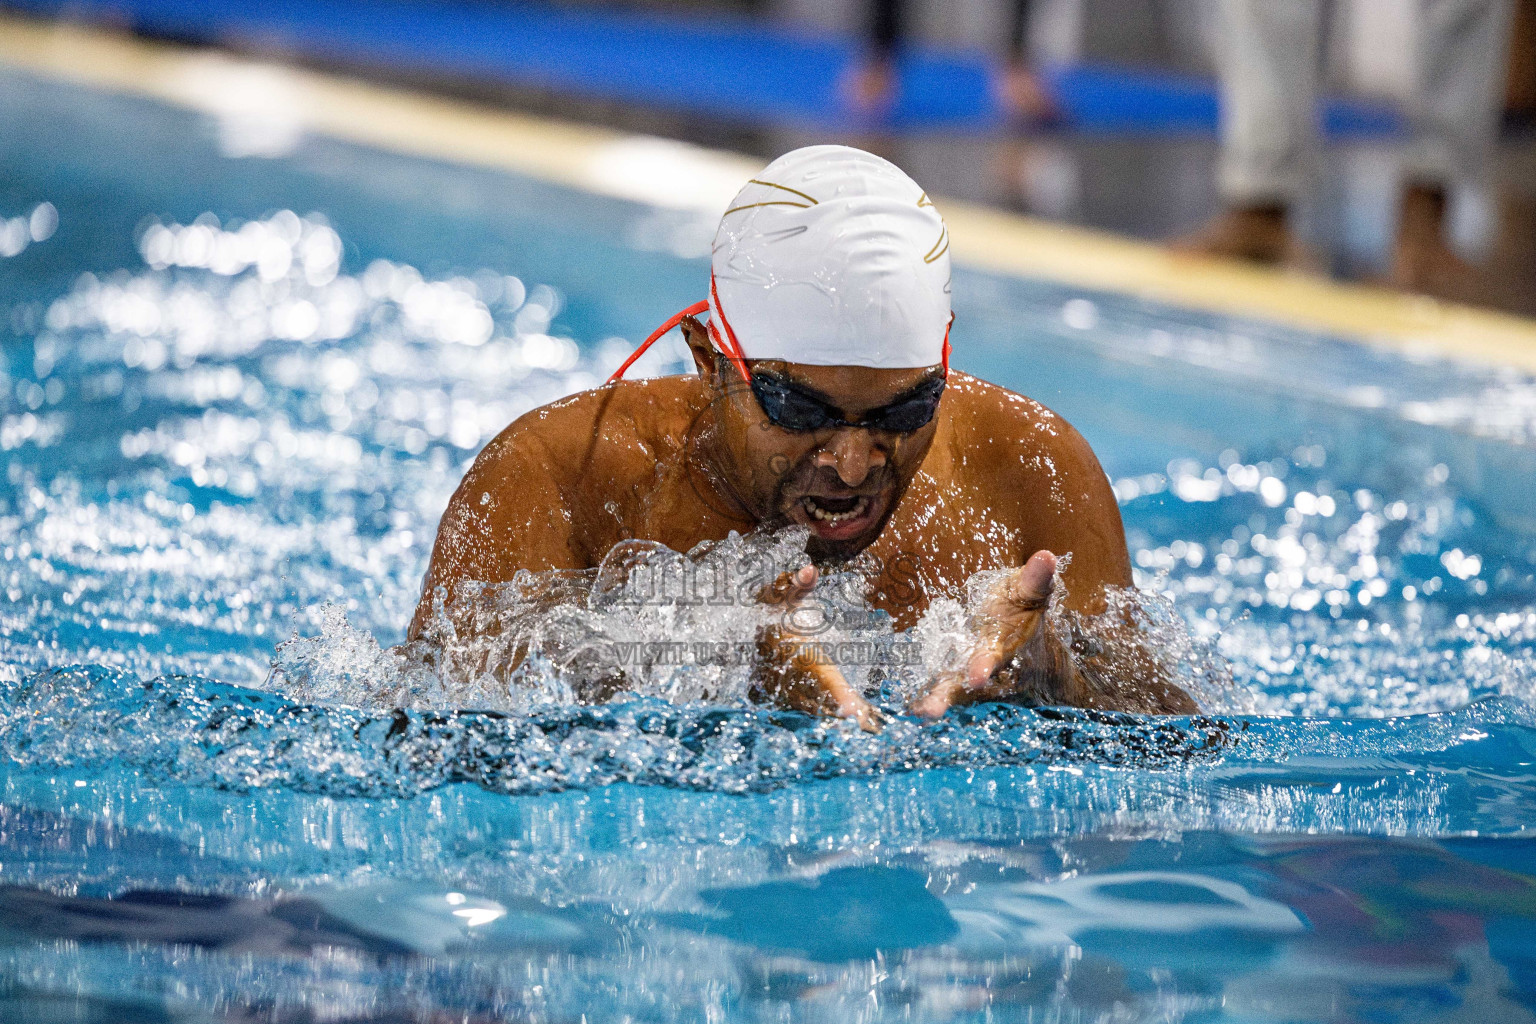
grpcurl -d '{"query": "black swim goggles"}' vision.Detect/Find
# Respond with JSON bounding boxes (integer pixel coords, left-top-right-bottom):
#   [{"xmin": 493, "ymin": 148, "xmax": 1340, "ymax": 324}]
[
  {"xmin": 744, "ymin": 369, "xmax": 946, "ymax": 433},
  {"xmin": 603, "ymin": 281, "xmax": 954, "ymax": 435}
]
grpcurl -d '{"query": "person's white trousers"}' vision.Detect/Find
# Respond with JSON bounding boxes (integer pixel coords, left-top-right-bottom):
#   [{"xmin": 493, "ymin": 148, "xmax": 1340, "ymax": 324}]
[{"xmin": 1218, "ymin": 0, "xmax": 1513, "ymax": 206}]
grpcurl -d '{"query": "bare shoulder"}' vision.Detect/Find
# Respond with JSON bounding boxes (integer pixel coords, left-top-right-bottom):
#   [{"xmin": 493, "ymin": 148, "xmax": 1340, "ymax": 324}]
[
  {"xmin": 940, "ymin": 372, "xmax": 1103, "ymax": 479},
  {"xmin": 938, "ymin": 372, "xmax": 1129, "ymax": 590},
  {"xmin": 472, "ymin": 375, "xmax": 705, "ymax": 492},
  {"xmin": 443, "ymin": 375, "xmax": 707, "ymax": 565},
  {"xmin": 414, "ymin": 375, "xmax": 706, "ymax": 625}
]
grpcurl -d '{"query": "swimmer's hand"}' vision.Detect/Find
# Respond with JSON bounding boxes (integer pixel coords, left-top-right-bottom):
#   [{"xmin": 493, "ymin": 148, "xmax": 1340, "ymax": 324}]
[
  {"xmin": 909, "ymin": 550, "xmax": 1082, "ymax": 719},
  {"xmin": 754, "ymin": 565, "xmax": 885, "ymax": 733}
]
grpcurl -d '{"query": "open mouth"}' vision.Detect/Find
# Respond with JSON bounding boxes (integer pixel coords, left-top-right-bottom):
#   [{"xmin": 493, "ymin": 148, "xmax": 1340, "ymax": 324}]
[
  {"xmin": 803, "ymin": 495, "xmax": 868, "ymax": 524},
  {"xmin": 796, "ymin": 494, "xmax": 879, "ymax": 540}
]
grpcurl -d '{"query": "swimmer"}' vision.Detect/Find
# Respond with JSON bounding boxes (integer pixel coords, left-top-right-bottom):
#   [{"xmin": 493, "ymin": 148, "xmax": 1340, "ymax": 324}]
[{"xmin": 409, "ymin": 145, "xmax": 1195, "ymax": 724}]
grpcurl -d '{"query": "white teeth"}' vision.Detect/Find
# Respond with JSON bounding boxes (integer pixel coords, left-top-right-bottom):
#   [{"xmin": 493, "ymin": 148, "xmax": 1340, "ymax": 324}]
[{"xmin": 804, "ymin": 497, "xmax": 869, "ymax": 525}]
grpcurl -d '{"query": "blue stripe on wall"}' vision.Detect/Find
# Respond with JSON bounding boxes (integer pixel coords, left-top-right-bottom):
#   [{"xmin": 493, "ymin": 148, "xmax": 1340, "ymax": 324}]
[{"xmin": 0, "ymin": 0, "xmax": 1402, "ymax": 137}]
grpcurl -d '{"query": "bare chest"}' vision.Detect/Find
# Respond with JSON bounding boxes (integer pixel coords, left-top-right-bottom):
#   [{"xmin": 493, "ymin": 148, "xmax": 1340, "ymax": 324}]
[{"xmin": 857, "ymin": 474, "xmax": 1026, "ymax": 628}]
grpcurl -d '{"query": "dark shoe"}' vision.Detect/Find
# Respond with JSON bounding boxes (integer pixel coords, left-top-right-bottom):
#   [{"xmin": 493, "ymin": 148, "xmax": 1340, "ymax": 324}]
[
  {"xmin": 1169, "ymin": 204, "xmax": 1320, "ymax": 271},
  {"xmin": 1386, "ymin": 182, "xmax": 1483, "ymax": 302}
]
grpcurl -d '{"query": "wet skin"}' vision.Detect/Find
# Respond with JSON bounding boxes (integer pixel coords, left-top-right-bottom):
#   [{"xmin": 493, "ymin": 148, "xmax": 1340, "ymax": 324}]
[{"xmin": 410, "ymin": 317, "xmax": 1195, "ymax": 722}]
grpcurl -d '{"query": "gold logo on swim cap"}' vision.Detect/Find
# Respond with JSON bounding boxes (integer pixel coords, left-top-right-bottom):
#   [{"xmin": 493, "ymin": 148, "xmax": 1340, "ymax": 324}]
[
  {"xmin": 918, "ymin": 194, "xmax": 949, "ymax": 264},
  {"xmin": 723, "ymin": 179, "xmax": 820, "ymax": 218}
]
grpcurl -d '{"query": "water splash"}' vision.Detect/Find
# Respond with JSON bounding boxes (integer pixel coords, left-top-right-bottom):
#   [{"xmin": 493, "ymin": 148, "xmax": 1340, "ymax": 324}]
[
  {"xmin": 265, "ymin": 519, "xmax": 1245, "ymax": 729},
  {"xmin": 2, "ymin": 664, "xmax": 1243, "ymax": 798}
]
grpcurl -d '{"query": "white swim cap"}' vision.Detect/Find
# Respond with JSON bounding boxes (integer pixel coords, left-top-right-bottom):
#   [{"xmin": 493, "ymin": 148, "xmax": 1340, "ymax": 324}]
[{"xmin": 708, "ymin": 145, "xmax": 952, "ymax": 370}]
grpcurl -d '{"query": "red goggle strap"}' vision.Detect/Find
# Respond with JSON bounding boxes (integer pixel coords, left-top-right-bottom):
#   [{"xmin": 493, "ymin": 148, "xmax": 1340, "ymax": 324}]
[
  {"xmin": 605, "ymin": 299, "xmax": 711, "ymax": 384},
  {"xmin": 942, "ymin": 311, "xmax": 953, "ymax": 378},
  {"xmin": 706, "ymin": 270, "xmax": 752, "ymax": 382}
]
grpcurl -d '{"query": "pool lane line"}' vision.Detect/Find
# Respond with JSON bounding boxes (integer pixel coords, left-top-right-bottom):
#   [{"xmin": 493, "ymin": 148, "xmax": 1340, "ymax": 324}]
[{"xmin": 4, "ymin": 13, "xmax": 1536, "ymax": 374}]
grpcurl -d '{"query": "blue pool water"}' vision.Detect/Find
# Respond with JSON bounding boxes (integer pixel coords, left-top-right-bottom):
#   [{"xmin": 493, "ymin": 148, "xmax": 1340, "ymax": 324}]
[{"xmin": 3, "ymin": 65, "xmax": 1536, "ymax": 1022}]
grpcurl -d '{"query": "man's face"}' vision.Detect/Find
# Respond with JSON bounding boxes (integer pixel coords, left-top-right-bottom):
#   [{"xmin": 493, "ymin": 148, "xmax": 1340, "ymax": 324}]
[{"xmin": 709, "ymin": 358, "xmax": 943, "ymax": 563}]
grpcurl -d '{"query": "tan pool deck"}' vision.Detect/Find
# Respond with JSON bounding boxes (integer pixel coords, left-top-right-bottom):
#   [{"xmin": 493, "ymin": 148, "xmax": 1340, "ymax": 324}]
[{"xmin": 5, "ymin": 13, "xmax": 1536, "ymax": 373}]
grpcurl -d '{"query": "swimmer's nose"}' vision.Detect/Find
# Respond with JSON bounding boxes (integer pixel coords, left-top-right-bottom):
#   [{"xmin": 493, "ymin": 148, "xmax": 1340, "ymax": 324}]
[{"xmin": 814, "ymin": 428, "xmax": 886, "ymax": 487}]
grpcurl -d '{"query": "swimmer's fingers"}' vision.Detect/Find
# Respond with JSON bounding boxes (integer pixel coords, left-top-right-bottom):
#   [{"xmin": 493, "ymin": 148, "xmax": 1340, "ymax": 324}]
[
  {"xmin": 756, "ymin": 630, "xmax": 884, "ymax": 733},
  {"xmin": 909, "ymin": 554, "xmax": 1061, "ymax": 719},
  {"xmin": 758, "ymin": 565, "xmax": 818, "ymax": 607},
  {"xmin": 908, "ymin": 640, "xmax": 1057, "ymax": 719},
  {"xmin": 762, "ymin": 647, "xmax": 886, "ymax": 733},
  {"xmin": 791, "ymin": 652, "xmax": 884, "ymax": 733},
  {"xmin": 907, "ymin": 643, "xmax": 1025, "ymax": 719},
  {"xmin": 968, "ymin": 553, "xmax": 1057, "ymax": 689},
  {"xmin": 907, "ymin": 671, "xmax": 967, "ymax": 720},
  {"xmin": 979, "ymin": 551, "xmax": 1056, "ymax": 623},
  {"xmin": 753, "ymin": 565, "xmax": 881, "ymax": 731}
]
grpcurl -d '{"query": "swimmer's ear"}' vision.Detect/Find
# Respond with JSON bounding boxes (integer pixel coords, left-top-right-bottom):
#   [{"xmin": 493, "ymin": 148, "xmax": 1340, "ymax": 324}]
[{"xmin": 680, "ymin": 315, "xmax": 719, "ymax": 382}]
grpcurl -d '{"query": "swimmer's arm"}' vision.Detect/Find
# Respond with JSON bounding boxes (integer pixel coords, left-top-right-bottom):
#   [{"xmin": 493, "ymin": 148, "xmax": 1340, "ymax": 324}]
[
  {"xmin": 912, "ymin": 414, "xmax": 1196, "ymax": 715},
  {"xmin": 407, "ymin": 432, "xmax": 582, "ymax": 643},
  {"xmin": 1012, "ymin": 417, "xmax": 1200, "ymax": 711},
  {"xmin": 1013, "ymin": 422, "xmax": 1197, "ymax": 712},
  {"xmin": 909, "ymin": 550, "xmax": 1196, "ymax": 717},
  {"xmin": 755, "ymin": 566, "xmax": 884, "ymax": 732}
]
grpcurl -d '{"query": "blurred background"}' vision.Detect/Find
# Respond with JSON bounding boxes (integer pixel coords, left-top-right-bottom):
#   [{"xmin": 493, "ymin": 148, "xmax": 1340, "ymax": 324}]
[{"xmin": 2, "ymin": 0, "xmax": 1534, "ymax": 315}]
